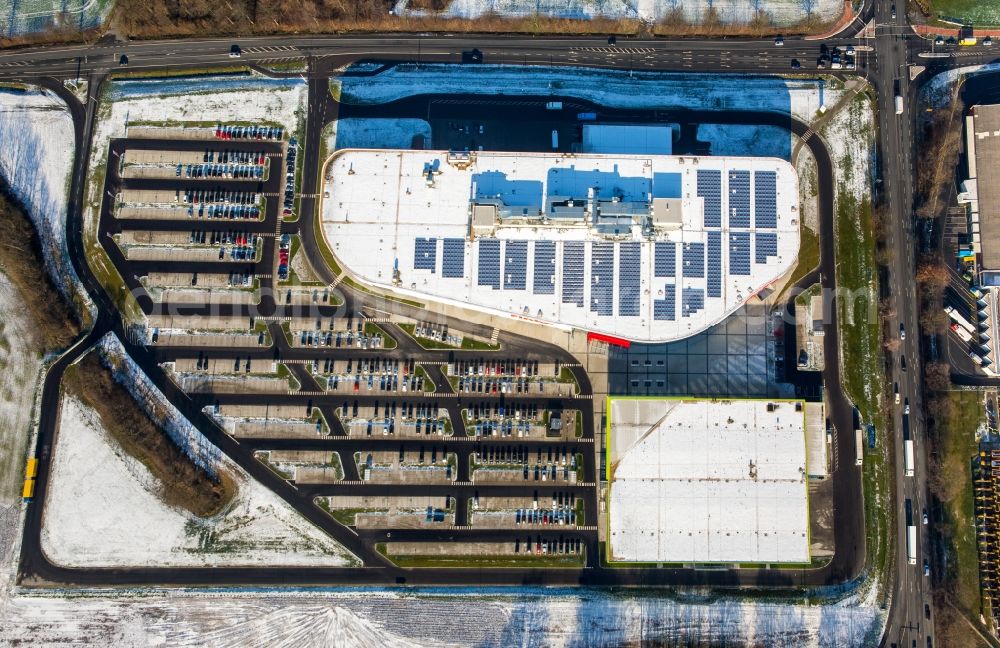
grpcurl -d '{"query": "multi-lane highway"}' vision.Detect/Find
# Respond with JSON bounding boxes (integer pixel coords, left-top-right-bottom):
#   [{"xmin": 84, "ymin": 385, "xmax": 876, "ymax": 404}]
[{"xmin": 5, "ymin": 7, "xmax": 1000, "ymax": 644}]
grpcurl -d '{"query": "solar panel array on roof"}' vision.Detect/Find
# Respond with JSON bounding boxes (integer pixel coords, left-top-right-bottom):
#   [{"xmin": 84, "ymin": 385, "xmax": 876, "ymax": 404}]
[
  {"xmin": 728, "ymin": 170, "xmax": 751, "ymax": 228},
  {"xmin": 442, "ymin": 238, "xmax": 465, "ymax": 278},
  {"xmin": 591, "ymin": 242, "xmax": 614, "ymax": 316},
  {"xmin": 654, "ymin": 241, "xmax": 676, "ymax": 278},
  {"xmin": 414, "ymin": 237, "xmax": 437, "ymax": 272},
  {"xmin": 683, "ymin": 242, "xmax": 705, "ymax": 278},
  {"xmin": 653, "ymin": 284, "xmax": 676, "ymax": 321},
  {"xmin": 730, "ymin": 231, "xmax": 752, "ymax": 275},
  {"xmin": 681, "ymin": 287, "xmax": 705, "ymax": 318},
  {"xmin": 533, "ymin": 241, "xmax": 556, "ymax": 294},
  {"xmin": 618, "ymin": 241, "xmax": 641, "ymax": 317},
  {"xmin": 697, "ymin": 169, "xmax": 722, "ymax": 228},
  {"xmin": 504, "ymin": 240, "xmax": 528, "ymax": 290},
  {"xmin": 754, "ymin": 170, "xmax": 778, "ymax": 229},
  {"xmin": 562, "ymin": 241, "xmax": 585, "ymax": 307},
  {"xmin": 707, "ymin": 231, "xmax": 722, "ymax": 299},
  {"xmin": 477, "ymin": 239, "xmax": 501, "ymax": 289},
  {"xmin": 755, "ymin": 232, "xmax": 779, "ymax": 264}
]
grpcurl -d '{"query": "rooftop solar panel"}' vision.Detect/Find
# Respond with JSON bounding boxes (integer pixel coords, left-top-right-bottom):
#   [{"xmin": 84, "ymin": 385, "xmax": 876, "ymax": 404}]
[
  {"xmin": 697, "ymin": 169, "xmax": 722, "ymax": 228},
  {"xmin": 477, "ymin": 239, "xmax": 501, "ymax": 289},
  {"xmin": 754, "ymin": 170, "xmax": 778, "ymax": 229},
  {"xmin": 562, "ymin": 241, "xmax": 585, "ymax": 307},
  {"xmin": 728, "ymin": 169, "xmax": 751, "ymax": 228},
  {"xmin": 442, "ymin": 238, "xmax": 465, "ymax": 278},
  {"xmin": 755, "ymin": 232, "xmax": 778, "ymax": 264},
  {"xmin": 653, "ymin": 284, "xmax": 676, "ymax": 321},
  {"xmin": 504, "ymin": 240, "xmax": 528, "ymax": 290},
  {"xmin": 654, "ymin": 241, "xmax": 676, "ymax": 278},
  {"xmin": 682, "ymin": 242, "xmax": 705, "ymax": 278},
  {"xmin": 533, "ymin": 241, "xmax": 556, "ymax": 294},
  {"xmin": 729, "ymin": 231, "xmax": 751, "ymax": 275},
  {"xmin": 414, "ymin": 237, "xmax": 437, "ymax": 272},
  {"xmin": 618, "ymin": 241, "xmax": 641, "ymax": 317},
  {"xmin": 681, "ymin": 287, "xmax": 705, "ymax": 318},
  {"xmin": 591, "ymin": 242, "xmax": 614, "ymax": 316},
  {"xmin": 707, "ymin": 231, "xmax": 722, "ymax": 298}
]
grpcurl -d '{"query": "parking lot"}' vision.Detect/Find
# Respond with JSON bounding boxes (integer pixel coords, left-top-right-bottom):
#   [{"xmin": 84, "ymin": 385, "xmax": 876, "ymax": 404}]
[{"xmin": 96, "ymin": 130, "xmax": 599, "ymax": 569}]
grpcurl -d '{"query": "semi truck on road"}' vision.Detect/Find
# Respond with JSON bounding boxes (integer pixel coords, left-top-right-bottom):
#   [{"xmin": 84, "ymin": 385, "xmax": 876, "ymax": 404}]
[
  {"xmin": 907, "ymin": 524, "xmax": 917, "ymax": 565},
  {"xmin": 904, "ymin": 439, "xmax": 914, "ymax": 477}
]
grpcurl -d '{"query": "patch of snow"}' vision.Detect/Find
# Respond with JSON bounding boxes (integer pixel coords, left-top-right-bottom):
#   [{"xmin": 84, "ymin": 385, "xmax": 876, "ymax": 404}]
[
  {"xmin": 86, "ymin": 75, "xmax": 307, "ymax": 244},
  {"xmin": 0, "ymin": 588, "xmax": 882, "ymax": 647},
  {"xmin": 338, "ymin": 65, "xmax": 835, "ymax": 122},
  {"xmin": 921, "ymin": 62, "xmax": 1000, "ymax": 109},
  {"xmin": 41, "ymin": 393, "xmax": 359, "ymax": 568},
  {"xmin": 98, "ymin": 334, "xmax": 223, "ymax": 475},
  {"xmin": 0, "ymin": 0, "xmax": 110, "ymax": 38},
  {"xmin": 0, "ymin": 86, "xmax": 91, "ymax": 317},
  {"xmin": 0, "ymin": 277, "xmax": 42, "ymax": 502},
  {"xmin": 697, "ymin": 124, "xmax": 794, "ymax": 160},
  {"xmin": 393, "ymin": 0, "xmax": 842, "ymax": 26},
  {"xmin": 327, "ymin": 118, "xmax": 432, "ymax": 151},
  {"xmin": 821, "ymin": 92, "xmax": 874, "ymax": 203}
]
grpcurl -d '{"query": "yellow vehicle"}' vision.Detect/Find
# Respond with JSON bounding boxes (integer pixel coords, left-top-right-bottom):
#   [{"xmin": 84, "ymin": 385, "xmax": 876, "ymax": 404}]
[
  {"xmin": 24, "ymin": 457, "xmax": 37, "ymax": 479},
  {"xmin": 960, "ymin": 37, "xmax": 978, "ymax": 46},
  {"xmin": 22, "ymin": 479, "xmax": 35, "ymax": 502}
]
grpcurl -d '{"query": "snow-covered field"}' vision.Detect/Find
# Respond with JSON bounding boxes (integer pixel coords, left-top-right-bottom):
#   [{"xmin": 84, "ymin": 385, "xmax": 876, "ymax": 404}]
[
  {"xmin": 921, "ymin": 62, "xmax": 1000, "ymax": 110},
  {"xmin": 0, "ymin": 278, "xmax": 42, "ymax": 503},
  {"xmin": 0, "ymin": 86, "xmax": 89, "ymax": 314},
  {"xmin": 0, "ymin": 587, "xmax": 882, "ymax": 647},
  {"xmin": 41, "ymin": 394, "xmax": 358, "ymax": 568},
  {"xmin": 0, "ymin": 0, "xmax": 111, "ymax": 38},
  {"xmin": 821, "ymin": 91, "xmax": 874, "ymax": 204},
  {"xmin": 86, "ymin": 75, "xmax": 307, "ymax": 237},
  {"xmin": 326, "ymin": 117, "xmax": 432, "ymax": 151},
  {"xmin": 337, "ymin": 65, "xmax": 834, "ymax": 122},
  {"xmin": 393, "ymin": 0, "xmax": 842, "ymax": 26},
  {"xmin": 698, "ymin": 124, "xmax": 794, "ymax": 160}
]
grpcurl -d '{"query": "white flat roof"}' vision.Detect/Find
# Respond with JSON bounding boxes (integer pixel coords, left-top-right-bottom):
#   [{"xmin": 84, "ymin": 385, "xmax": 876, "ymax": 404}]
[
  {"xmin": 321, "ymin": 149, "xmax": 799, "ymax": 343},
  {"xmin": 607, "ymin": 398, "xmax": 809, "ymax": 564}
]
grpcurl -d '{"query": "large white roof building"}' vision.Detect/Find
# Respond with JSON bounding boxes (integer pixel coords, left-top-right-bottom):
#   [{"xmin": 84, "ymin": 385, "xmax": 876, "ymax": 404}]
[
  {"xmin": 606, "ymin": 398, "xmax": 810, "ymax": 564},
  {"xmin": 321, "ymin": 149, "xmax": 799, "ymax": 342}
]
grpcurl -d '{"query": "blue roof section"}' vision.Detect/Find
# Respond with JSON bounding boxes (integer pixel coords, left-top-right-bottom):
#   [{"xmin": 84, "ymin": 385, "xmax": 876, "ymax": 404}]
[
  {"xmin": 652, "ymin": 172, "xmax": 682, "ymax": 199},
  {"xmin": 547, "ymin": 166, "xmax": 650, "ymax": 202},
  {"xmin": 472, "ymin": 171, "xmax": 543, "ymax": 207}
]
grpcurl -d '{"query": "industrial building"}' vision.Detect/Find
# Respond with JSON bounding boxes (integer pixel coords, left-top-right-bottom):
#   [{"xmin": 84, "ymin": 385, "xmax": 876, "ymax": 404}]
[
  {"xmin": 955, "ymin": 104, "xmax": 997, "ymax": 372},
  {"xmin": 322, "ymin": 149, "xmax": 799, "ymax": 343},
  {"xmin": 960, "ymin": 103, "xmax": 1000, "ymax": 286},
  {"xmin": 606, "ymin": 397, "xmax": 810, "ymax": 564}
]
